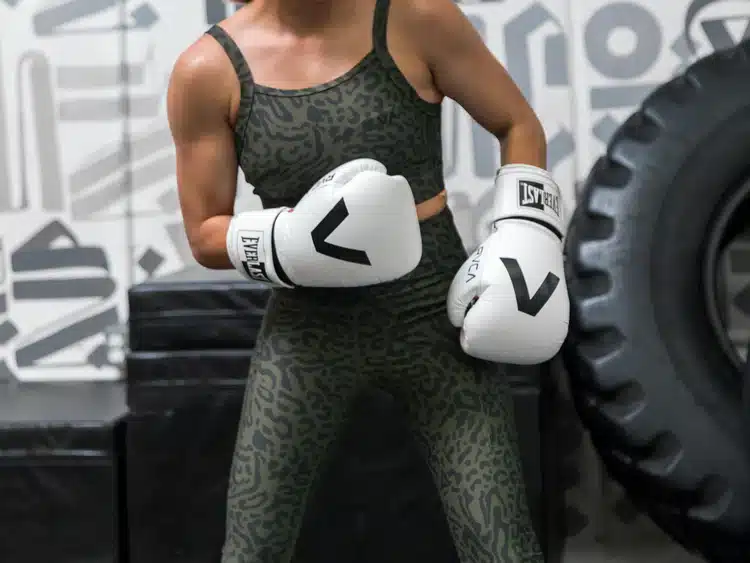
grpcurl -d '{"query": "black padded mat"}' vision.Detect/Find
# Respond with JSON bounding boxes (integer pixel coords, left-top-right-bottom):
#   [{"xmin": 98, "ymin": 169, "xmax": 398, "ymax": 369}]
[
  {"xmin": 128, "ymin": 267, "xmax": 268, "ymax": 352},
  {"xmin": 126, "ymin": 351, "xmax": 251, "ymax": 413},
  {"xmin": 0, "ymin": 382, "xmax": 127, "ymax": 563},
  {"xmin": 127, "ymin": 350, "xmax": 252, "ymax": 385},
  {"xmin": 126, "ymin": 385, "xmax": 244, "ymax": 563},
  {"xmin": 0, "ymin": 382, "xmax": 127, "ymax": 450}
]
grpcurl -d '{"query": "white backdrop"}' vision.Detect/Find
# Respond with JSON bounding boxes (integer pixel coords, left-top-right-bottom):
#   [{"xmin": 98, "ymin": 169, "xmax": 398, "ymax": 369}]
[{"xmin": 0, "ymin": 1, "xmax": 749, "ymax": 560}]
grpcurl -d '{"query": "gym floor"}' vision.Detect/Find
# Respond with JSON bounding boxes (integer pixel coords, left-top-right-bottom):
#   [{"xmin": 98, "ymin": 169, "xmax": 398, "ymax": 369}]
[
  {"xmin": 550, "ymin": 378, "xmax": 708, "ymax": 563},
  {"xmin": 562, "ymin": 499, "xmax": 703, "ymax": 563},
  {"xmin": 562, "ymin": 494, "xmax": 705, "ymax": 562}
]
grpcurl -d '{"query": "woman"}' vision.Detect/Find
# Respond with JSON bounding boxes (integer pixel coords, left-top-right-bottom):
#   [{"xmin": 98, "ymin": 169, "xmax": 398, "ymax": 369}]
[{"xmin": 167, "ymin": 0, "xmax": 554, "ymax": 561}]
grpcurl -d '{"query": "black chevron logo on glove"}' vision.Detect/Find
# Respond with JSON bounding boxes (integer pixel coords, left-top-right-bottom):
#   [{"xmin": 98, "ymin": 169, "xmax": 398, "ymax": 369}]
[
  {"xmin": 311, "ymin": 198, "xmax": 371, "ymax": 265},
  {"xmin": 500, "ymin": 258, "xmax": 560, "ymax": 317}
]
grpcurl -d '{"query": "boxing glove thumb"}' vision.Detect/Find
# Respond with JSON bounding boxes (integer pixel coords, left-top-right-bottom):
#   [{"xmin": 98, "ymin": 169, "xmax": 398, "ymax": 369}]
[{"xmin": 446, "ymin": 244, "xmax": 487, "ymax": 328}]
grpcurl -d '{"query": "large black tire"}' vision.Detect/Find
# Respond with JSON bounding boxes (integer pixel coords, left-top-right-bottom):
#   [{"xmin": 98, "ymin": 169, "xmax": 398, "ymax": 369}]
[{"xmin": 564, "ymin": 41, "xmax": 750, "ymax": 561}]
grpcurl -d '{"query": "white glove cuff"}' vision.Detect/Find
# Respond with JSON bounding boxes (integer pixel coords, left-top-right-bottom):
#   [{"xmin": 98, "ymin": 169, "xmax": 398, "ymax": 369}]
[
  {"xmin": 226, "ymin": 208, "xmax": 294, "ymax": 287},
  {"xmin": 490, "ymin": 164, "xmax": 566, "ymax": 238}
]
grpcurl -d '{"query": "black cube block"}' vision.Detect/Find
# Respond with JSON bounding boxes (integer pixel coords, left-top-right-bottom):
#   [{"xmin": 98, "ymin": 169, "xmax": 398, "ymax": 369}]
[
  {"xmin": 507, "ymin": 365, "xmax": 545, "ymax": 544},
  {"xmin": 126, "ymin": 351, "xmax": 250, "ymax": 563},
  {"xmin": 0, "ymin": 382, "xmax": 126, "ymax": 563},
  {"xmin": 128, "ymin": 272, "xmax": 268, "ymax": 353}
]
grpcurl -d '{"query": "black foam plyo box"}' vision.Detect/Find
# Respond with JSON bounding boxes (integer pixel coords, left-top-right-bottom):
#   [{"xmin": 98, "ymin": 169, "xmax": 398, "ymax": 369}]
[
  {"xmin": 128, "ymin": 269, "xmax": 268, "ymax": 353},
  {"xmin": 126, "ymin": 269, "xmax": 265, "ymax": 562},
  {"xmin": 0, "ymin": 383, "xmax": 127, "ymax": 563},
  {"xmin": 506, "ymin": 365, "xmax": 545, "ymax": 545},
  {"xmin": 126, "ymin": 354, "xmax": 248, "ymax": 563}
]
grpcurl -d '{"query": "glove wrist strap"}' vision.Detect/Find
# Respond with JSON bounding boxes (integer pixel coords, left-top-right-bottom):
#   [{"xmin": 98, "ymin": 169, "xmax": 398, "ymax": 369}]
[
  {"xmin": 489, "ymin": 164, "xmax": 566, "ymax": 237},
  {"xmin": 226, "ymin": 208, "xmax": 295, "ymax": 287}
]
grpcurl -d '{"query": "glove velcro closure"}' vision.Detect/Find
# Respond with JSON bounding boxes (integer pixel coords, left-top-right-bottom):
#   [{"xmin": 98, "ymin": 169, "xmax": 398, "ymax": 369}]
[
  {"xmin": 226, "ymin": 208, "xmax": 295, "ymax": 287},
  {"xmin": 489, "ymin": 164, "xmax": 565, "ymax": 239}
]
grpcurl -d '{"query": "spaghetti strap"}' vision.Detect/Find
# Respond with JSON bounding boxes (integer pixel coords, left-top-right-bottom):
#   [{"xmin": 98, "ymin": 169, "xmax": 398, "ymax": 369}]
[
  {"xmin": 372, "ymin": 0, "xmax": 391, "ymax": 58},
  {"xmin": 204, "ymin": 25, "xmax": 255, "ymax": 161}
]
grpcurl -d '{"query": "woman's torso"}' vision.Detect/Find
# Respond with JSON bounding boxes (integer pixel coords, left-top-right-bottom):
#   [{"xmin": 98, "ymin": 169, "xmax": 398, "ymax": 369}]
[{"xmin": 208, "ymin": 0, "xmax": 468, "ymax": 325}]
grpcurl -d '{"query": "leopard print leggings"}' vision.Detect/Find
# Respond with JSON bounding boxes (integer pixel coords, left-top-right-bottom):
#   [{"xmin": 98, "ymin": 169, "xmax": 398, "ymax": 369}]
[{"xmin": 221, "ymin": 213, "xmax": 542, "ymax": 563}]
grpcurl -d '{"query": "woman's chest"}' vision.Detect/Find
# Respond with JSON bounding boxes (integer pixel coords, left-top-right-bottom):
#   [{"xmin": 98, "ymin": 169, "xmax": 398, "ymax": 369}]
[{"xmin": 239, "ymin": 79, "xmax": 439, "ymax": 203}]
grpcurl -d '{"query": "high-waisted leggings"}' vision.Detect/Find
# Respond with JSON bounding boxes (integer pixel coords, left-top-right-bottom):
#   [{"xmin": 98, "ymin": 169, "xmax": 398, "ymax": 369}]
[{"xmin": 220, "ymin": 210, "xmax": 542, "ymax": 563}]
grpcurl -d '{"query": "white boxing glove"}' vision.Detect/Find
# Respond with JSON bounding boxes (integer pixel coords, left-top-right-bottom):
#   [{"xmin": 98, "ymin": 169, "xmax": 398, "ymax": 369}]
[
  {"xmin": 447, "ymin": 164, "xmax": 569, "ymax": 364},
  {"xmin": 226, "ymin": 159, "xmax": 422, "ymax": 287}
]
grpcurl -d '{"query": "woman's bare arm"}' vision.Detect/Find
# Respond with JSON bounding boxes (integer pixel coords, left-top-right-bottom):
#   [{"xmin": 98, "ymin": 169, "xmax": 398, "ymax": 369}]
[
  {"xmin": 167, "ymin": 38, "xmax": 239, "ymax": 269},
  {"xmin": 407, "ymin": 0, "xmax": 547, "ymax": 167}
]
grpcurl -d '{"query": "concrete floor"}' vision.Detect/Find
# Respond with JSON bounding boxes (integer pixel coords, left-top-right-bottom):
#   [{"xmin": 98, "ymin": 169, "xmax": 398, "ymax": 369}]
[
  {"xmin": 562, "ymin": 525, "xmax": 704, "ymax": 563},
  {"xmin": 564, "ymin": 547, "xmax": 702, "ymax": 563},
  {"xmin": 554, "ymin": 383, "xmax": 707, "ymax": 563}
]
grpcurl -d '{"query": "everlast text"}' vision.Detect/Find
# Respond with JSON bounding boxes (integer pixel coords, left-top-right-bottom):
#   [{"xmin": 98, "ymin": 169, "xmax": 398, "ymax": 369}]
[
  {"xmin": 518, "ymin": 180, "xmax": 560, "ymax": 217},
  {"xmin": 240, "ymin": 235, "xmax": 270, "ymax": 282}
]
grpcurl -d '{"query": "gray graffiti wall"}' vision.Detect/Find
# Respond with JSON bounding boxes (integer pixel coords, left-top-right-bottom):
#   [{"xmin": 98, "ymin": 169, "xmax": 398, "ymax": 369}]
[
  {"xmin": 0, "ymin": 1, "xmax": 748, "ymax": 559},
  {"xmin": 2, "ymin": 0, "xmax": 747, "ymax": 380}
]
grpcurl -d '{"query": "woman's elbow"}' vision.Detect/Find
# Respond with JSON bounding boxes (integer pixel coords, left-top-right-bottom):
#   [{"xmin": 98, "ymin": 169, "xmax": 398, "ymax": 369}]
[
  {"xmin": 186, "ymin": 218, "xmax": 233, "ymax": 269},
  {"xmin": 190, "ymin": 243, "xmax": 215, "ymax": 269},
  {"xmin": 188, "ymin": 238, "xmax": 224, "ymax": 269}
]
